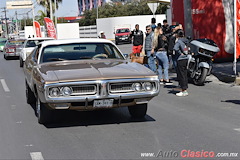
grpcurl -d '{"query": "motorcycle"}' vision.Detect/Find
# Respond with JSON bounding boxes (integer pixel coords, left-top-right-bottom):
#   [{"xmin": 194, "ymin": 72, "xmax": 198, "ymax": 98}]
[{"xmin": 187, "ymin": 38, "xmax": 220, "ymax": 85}]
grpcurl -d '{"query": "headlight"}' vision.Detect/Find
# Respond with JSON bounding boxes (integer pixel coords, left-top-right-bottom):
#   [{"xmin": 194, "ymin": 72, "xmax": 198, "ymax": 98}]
[
  {"xmin": 144, "ymin": 82, "xmax": 153, "ymax": 91},
  {"xmin": 133, "ymin": 83, "xmax": 142, "ymax": 92},
  {"xmin": 61, "ymin": 87, "xmax": 72, "ymax": 96},
  {"xmin": 49, "ymin": 88, "xmax": 60, "ymax": 97}
]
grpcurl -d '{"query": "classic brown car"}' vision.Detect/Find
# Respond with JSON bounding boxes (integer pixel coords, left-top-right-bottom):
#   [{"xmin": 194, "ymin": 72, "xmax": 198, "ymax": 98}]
[{"xmin": 24, "ymin": 38, "xmax": 160, "ymax": 124}]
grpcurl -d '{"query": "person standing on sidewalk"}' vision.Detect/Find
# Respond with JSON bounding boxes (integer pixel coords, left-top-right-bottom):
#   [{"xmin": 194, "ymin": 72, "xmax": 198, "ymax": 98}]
[
  {"xmin": 152, "ymin": 25, "xmax": 173, "ymax": 85},
  {"xmin": 130, "ymin": 24, "xmax": 144, "ymax": 56},
  {"xmin": 173, "ymin": 30, "xmax": 190, "ymax": 96},
  {"xmin": 144, "ymin": 25, "xmax": 156, "ymax": 72}
]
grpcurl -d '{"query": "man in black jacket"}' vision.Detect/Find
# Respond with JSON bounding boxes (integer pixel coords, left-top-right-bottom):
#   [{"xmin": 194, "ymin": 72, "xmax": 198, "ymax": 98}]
[{"xmin": 130, "ymin": 24, "xmax": 144, "ymax": 56}]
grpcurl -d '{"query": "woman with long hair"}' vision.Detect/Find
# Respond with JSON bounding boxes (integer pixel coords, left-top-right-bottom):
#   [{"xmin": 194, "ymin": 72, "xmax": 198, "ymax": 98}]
[{"xmin": 151, "ymin": 25, "xmax": 172, "ymax": 85}]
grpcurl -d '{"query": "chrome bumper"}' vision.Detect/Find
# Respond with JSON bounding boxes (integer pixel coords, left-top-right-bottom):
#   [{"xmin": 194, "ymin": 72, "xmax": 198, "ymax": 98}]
[{"xmin": 39, "ymin": 78, "xmax": 160, "ymax": 109}]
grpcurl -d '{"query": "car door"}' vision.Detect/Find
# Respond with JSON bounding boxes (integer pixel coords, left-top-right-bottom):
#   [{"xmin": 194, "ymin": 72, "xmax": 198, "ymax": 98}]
[{"xmin": 24, "ymin": 46, "xmax": 39, "ymax": 88}]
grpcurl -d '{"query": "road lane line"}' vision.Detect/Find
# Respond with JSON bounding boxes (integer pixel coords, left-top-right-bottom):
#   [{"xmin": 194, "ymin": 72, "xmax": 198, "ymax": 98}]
[
  {"xmin": 234, "ymin": 128, "xmax": 240, "ymax": 132},
  {"xmin": 0, "ymin": 79, "xmax": 10, "ymax": 92},
  {"xmin": 30, "ymin": 152, "xmax": 44, "ymax": 160}
]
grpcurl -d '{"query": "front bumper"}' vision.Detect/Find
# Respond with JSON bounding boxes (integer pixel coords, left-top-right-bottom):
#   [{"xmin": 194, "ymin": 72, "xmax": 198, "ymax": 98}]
[
  {"xmin": 115, "ymin": 37, "xmax": 131, "ymax": 42},
  {"xmin": 38, "ymin": 78, "xmax": 160, "ymax": 110},
  {"xmin": 4, "ymin": 52, "xmax": 19, "ymax": 57}
]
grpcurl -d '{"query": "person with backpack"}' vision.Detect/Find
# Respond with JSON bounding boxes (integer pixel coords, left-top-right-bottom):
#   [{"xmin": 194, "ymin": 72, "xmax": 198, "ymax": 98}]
[
  {"xmin": 173, "ymin": 30, "xmax": 190, "ymax": 96},
  {"xmin": 144, "ymin": 25, "xmax": 156, "ymax": 72}
]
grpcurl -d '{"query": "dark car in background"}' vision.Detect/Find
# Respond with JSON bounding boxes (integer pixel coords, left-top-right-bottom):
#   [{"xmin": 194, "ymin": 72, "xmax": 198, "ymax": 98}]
[
  {"xmin": 3, "ymin": 39, "xmax": 25, "ymax": 60},
  {"xmin": 0, "ymin": 38, "xmax": 7, "ymax": 52},
  {"xmin": 115, "ymin": 28, "xmax": 131, "ymax": 45}
]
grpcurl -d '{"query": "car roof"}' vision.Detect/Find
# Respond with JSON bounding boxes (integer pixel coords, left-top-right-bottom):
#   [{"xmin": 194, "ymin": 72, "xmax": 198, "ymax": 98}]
[{"xmin": 40, "ymin": 38, "xmax": 115, "ymax": 47}]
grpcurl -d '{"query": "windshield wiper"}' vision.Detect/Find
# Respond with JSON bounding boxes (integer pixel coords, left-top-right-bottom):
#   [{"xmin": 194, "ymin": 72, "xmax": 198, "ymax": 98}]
[{"xmin": 47, "ymin": 58, "xmax": 66, "ymax": 61}]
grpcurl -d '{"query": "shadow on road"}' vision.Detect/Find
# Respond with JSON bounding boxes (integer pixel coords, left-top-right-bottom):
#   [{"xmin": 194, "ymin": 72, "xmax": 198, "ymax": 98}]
[
  {"xmin": 221, "ymin": 100, "xmax": 240, "ymax": 105},
  {"xmin": 29, "ymin": 104, "xmax": 155, "ymax": 128}
]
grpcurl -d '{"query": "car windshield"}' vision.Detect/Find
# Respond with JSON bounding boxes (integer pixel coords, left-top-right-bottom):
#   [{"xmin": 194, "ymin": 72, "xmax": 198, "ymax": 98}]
[
  {"xmin": 117, "ymin": 29, "xmax": 130, "ymax": 33},
  {"xmin": 40, "ymin": 42, "xmax": 124, "ymax": 63},
  {"xmin": 26, "ymin": 40, "xmax": 49, "ymax": 48}
]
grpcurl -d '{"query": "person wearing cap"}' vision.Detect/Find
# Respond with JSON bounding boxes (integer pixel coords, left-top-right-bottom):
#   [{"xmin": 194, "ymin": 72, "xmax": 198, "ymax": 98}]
[
  {"xmin": 99, "ymin": 31, "xmax": 106, "ymax": 39},
  {"xmin": 130, "ymin": 24, "xmax": 144, "ymax": 56},
  {"xmin": 173, "ymin": 30, "xmax": 190, "ymax": 96}
]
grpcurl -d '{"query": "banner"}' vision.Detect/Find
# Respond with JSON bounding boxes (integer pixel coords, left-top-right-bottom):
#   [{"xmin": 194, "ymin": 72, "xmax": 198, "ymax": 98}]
[
  {"xmin": 44, "ymin": 17, "xmax": 57, "ymax": 39},
  {"xmin": 34, "ymin": 21, "xmax": 42, "ymax": 38}
]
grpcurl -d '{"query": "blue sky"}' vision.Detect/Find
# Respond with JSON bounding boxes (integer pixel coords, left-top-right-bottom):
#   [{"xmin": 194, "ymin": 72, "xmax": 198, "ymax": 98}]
[{"xmin": 0, "ymin": 0, "xmax": 79, "ymax": 19}]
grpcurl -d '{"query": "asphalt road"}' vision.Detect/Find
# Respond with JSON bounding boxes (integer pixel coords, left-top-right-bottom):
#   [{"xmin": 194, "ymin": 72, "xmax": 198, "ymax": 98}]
[{"xmin": 0, "ymin": 44, "xmax": 239, "ymax": 159}]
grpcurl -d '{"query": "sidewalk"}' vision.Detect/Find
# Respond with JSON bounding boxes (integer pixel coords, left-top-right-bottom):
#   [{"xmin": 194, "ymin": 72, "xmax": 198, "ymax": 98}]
[{"xmin": 212, "ymin": 62, "xmax": 240, "ymax": 84}]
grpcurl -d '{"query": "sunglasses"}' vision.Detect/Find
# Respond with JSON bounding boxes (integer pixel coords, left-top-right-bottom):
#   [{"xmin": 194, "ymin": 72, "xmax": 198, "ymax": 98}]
[{"xmin": 146, "ymin": 28, "xmax": 151, "ymax": 31}]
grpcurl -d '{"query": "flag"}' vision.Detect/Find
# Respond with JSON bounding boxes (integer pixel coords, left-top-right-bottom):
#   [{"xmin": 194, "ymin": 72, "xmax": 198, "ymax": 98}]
[
  {"xmin": 44, "ymin": 17, "xmax": 57, "ymax": 39},
  {"xmin": 34, "ymin": 21, "xmax": 42, "ymax": 37}
]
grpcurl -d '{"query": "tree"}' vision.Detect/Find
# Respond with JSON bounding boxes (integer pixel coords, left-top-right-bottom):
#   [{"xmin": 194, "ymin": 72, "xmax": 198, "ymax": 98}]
[
  {"xmin": 37, "ymin": 0, "xmax": 62, "ymax": 18},
  {"xmin": 78, "ymin": 0, "xmax": 168, "ymax": 26}
]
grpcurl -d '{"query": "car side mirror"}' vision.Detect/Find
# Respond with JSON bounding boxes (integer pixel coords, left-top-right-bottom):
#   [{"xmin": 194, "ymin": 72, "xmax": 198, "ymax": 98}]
[{"xmin": 123, "ymin": 54, "xmax": 129, "ymax": 59}]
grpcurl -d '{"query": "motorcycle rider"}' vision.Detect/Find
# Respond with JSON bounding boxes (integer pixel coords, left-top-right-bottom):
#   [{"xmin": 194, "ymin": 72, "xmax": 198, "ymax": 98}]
[{"xmin": 173, "ymin": 30, "xmax": 190, "ymax": 96}]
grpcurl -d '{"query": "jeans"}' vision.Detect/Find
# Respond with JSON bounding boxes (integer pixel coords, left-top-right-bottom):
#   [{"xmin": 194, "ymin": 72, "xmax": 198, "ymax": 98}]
[
  {"xmin": 172, "ymin": 54, "xmax": 180, "ymax": 71},
  {"xmin": 156, "ymin": 51, "xmax": 169, "ymax": 80},
  {"xmin": 145, "ymin": 50, "xmax": 157, "ymax": 72}
]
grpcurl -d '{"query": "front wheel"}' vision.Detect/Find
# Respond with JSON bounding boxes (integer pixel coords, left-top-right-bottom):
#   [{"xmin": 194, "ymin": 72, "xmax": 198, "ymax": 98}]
[
  {"xmin": 25, "ymin": 81, "xmax": 36, "ymax": 104},
  {"xmin": 36, "ymin": 96, "xmax": 53, "ymax": 124},
  {"xmin": 128, "ymin": 103, "xmax": 148, "ymax": 118},
  {"xmin": 193, "ymin": 67, "xmax": 208, "ymax": 86},
  {"xmin": 19, "ymin": 57, "xmax": 24, "ymax": 67}
]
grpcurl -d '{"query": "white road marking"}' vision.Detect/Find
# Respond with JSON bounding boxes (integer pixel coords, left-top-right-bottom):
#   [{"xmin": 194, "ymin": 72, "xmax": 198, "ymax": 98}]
[
  {"xmin": 0, "ymin": 79, "xmax": 10, "ymax": 92},
  {"xmin": 234, "ymin": 128, "xmax": 240, "ymax": 132},
  {"xmin": 25, "ymin": 144, "xmax": 33, "ymax": 147},
  {"xmin": 30, "ymin": 152, "xmax": 44, "ymax": 160}
]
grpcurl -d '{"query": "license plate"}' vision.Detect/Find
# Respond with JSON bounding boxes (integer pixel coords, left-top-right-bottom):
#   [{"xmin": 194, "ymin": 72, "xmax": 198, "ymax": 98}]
[{"xmin": 93, "ymin": 99, "xmax": 114, "ymax": 108}]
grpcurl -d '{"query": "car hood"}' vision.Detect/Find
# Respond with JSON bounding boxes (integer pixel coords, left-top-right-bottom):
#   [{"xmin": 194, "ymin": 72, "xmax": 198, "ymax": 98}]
[{"xmin": 38, "ymin": 60, "xmax": 156, "ymax": 83}]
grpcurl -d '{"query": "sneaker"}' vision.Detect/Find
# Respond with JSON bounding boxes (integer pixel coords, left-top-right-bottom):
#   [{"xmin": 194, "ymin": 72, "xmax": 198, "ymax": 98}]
[
  {"xmin": 164, "ymin": 80, "xmax": 173, "ymax": 85},
  {"xmin": 176, "ymin": 91, "xmax": 189, "ymax": 97}
]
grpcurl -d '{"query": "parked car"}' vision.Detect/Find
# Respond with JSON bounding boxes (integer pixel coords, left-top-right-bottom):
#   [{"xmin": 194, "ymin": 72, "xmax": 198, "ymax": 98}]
[
  {"xmin": 3, "ymin": 39, "xmax": 25, "ymax": 60},
  {"xmin": 115, "ymin": 28, "xmax": 131, "ymax": 45},
  {"xmin": 24, "ymin": 38, "xmax": 160, "ymax": 124},
  {"xmin": 19, "ymin": 37, "xmax": 54, "ymax": 67},
  {"xmin": 0, "ymin": 38, "xmax": 7, "ymax": 52}
]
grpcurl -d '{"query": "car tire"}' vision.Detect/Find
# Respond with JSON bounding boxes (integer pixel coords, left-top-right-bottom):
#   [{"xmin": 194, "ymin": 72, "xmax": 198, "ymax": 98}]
[
  {"xmin": 25, "ymin": 81, "xmax": 36, "ymax": 104},
  {"xmin": 36, "ymin": 96, "xmax": 53, "ymax": 124},
  {"xmin": 19, "ymin": 57, "xmax": 23, "ymax": 67},
  {"xmin": 4, "ymin": 54, "xmax": 8, "ymax": 60},
  {"xmin": 115, "ymin": 41, "xmax": 118, "ymax": 45},
  {"xmin": 128, "ymin": 103, "xmax": 148, "ymax": 118}
]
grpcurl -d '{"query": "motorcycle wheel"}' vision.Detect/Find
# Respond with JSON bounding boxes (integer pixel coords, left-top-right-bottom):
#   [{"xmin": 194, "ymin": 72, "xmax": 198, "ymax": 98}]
[{"xmin": 193, "ymin": 67, "xmax": 208, "ymax": 86}]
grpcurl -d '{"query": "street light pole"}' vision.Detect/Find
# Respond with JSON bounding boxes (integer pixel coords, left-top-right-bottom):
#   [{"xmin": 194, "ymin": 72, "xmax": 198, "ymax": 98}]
[{"xmin": 49, "ymin": 0, "xmax": 53, "ymax": 20}]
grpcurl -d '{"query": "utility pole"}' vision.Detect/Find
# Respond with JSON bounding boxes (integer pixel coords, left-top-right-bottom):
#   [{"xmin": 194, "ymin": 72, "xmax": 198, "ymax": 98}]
[
  {"xmin": 49, "ymin": 0, "xmax": 53, "ymax": 20},
  {"xmin": 1, "ymin": 7, "xmax": 9, "ymax": 39},
  {"xmin": 15, "ymin": 11, "xmax": 18, "ymax": 37}
]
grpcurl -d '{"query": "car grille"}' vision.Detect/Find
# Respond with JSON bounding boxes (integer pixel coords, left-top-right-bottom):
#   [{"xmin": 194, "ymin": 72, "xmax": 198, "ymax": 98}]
[
  {"xmin": 109, "ymin": 83, "xmax": 134, "ymax": 93},
  {"xmin": 71, "ymin": 85, "xmax": 97, "ymax": 96}
]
